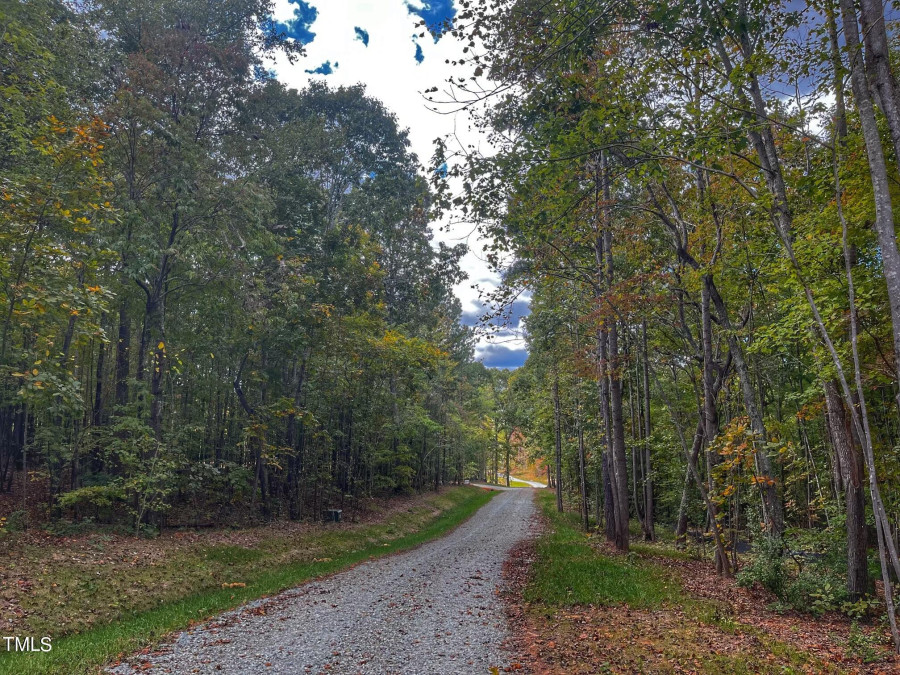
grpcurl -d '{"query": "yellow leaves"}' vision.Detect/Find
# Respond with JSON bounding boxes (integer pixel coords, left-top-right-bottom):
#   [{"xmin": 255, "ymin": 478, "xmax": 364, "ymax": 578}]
[
  {"xmin": 221, "ymin": 582, "xmax": 246, "ymax": 588},
  {"xmin": 86, "ymin": 285, "xmax": 102, "ymax": 293},
  {"xmin": 311, "ymin": 303, "xmax": 334, "ymax": 318},
  {"xmin": 32, "ymin": 369, "xmax": 39, "ymax": 376},
  {"xmin": 157, "ymin": 341, "xmax": 165, "ymax": 351},
  {"xmin": 381, "ymin": 329, "xmax": 403, "ymax": 346}
]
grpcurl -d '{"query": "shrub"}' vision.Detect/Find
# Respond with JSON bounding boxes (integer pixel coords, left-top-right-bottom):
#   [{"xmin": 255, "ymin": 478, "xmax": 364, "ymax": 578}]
[
  {"xmin": 786, "ymin": 571, "xmax": 847, "ymax": 616},
  {"xmin": 737, "ymin": 535, "xmax": 786, "ymax": 595},
  {"xmin": 847, "ymin": 621, "xmax": 887, "ymax": 663},
  {"xmin": 2, "ymin": 510, "xmax": 27, "ymax": 532},
  {"xmin": 737, "ymin": 533, "xmax": 852, "ymax": 615}
]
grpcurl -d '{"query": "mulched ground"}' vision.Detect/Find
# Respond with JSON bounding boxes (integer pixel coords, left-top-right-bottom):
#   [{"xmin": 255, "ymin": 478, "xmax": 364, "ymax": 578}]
[{"xmin": 501, "ymin": 524, "xmax": 900, "ymax": 674}]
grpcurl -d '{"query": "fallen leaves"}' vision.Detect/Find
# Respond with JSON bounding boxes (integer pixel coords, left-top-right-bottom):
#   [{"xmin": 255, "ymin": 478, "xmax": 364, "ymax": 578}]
[{"xmin": 498, "ymin": 514, "xmax": 897, "ymax": 674}]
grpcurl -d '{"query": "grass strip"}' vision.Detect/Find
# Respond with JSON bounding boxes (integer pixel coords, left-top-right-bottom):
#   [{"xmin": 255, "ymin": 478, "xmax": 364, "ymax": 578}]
[
  {"xmin": 524, "ymin": 491, "xmax": 679, "ymax": 608},
  {"xmin": 0, "ymin": 486, "xmax": 496, "ymax": 675}
]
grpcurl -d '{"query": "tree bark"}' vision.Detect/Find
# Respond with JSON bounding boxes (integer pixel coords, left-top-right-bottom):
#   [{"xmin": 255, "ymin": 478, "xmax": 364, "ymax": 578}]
[
  {"xmin": 824, "ymin": 380, "xmax": 869, "ymax": 600},
  {"xmin": 552, "ymin": 363, "xmax": 563, "ymax": 513},
  {"xmin": 641, "ymin": 319, "xmax": 654, "ymax": 540},
  {"xmin": 115, "ymin": 301, "xmax": 130, "ymax": 410},
  {"xmin": 839, "ymin": 0, "xmax": 900, "ymax": 396}
]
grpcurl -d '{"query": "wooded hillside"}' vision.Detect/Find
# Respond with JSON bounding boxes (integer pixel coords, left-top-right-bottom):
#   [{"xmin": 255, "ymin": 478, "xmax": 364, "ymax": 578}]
[{"xmin": 0, "ymin": 0, "xmax": 502, "ymax": 533}]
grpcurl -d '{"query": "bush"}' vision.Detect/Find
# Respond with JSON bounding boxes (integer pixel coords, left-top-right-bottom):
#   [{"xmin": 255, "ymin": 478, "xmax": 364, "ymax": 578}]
[
  {"xmin": 2, "ymin": 510, "xmax": 27, "ymax": 533},
  {"xmin": 737, "ymin": 535, "xmax": 786, "ymax": 595},
  {"xmin": 737, "ymin": 533, "xmax": 851, "ymax": 615},
  {"xmin": 785, "ymin": 571, "xmax": 847, "ymax": 616}
]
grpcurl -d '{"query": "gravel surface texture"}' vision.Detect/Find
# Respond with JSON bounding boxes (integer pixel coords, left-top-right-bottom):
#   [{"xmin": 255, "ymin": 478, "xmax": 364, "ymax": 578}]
[{"xmin": 110, "ymin": 488, "xmax": 537, "ymax": 675}]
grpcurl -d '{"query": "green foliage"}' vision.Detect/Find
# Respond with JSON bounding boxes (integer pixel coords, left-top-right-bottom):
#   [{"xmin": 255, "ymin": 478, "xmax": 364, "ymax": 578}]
[
  {"xmin": 738, "ymin": 534, "xmax": 853, "ymax": 616},
  {"xmin": 0, "ymin": 0, "xmax": 495, "ymax": 534},
  {"xmin": 847, "ymin": 621, "xmax": 887, "ymax": 663},
  {"xmin": 57, "ymin": 485, "xmax": 125, "ymax": 511},
  {"xmin": 737, "ymin": 536, "xmax": 788, "ymax": 597},
  {"xmin": 3, "ymin": 510, "xmax": 27, "ymax": 533}
]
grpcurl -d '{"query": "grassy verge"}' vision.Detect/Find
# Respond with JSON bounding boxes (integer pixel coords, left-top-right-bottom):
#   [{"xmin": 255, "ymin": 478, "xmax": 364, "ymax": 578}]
[
  {"xmin": 525, "ymin": 492, "xmax": 681, "ymax": 609},
  {"xmin": 0, "ymin": 486, "xmax": 496, "ymax": 675},
  {"xmin": 520, "ymin": 492, "xmax": 834, "ymax": 673}
]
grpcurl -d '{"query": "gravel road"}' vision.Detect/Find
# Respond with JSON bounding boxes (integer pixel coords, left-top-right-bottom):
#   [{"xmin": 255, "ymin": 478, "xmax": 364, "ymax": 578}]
[{"xmin": 111, "ymin": 488, "xmax": 536, "ymax": 675}]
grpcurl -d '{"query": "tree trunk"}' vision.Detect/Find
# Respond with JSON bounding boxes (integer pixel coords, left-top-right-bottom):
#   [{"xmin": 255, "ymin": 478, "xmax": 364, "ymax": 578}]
[
  {"xmin": 575, "ymin": 380, "xmax": 589, "ymax": 531},
  {"xmin": 552, "ymin": 364, "xmax": 563, "ymax": 513},
  {"xmin": 609, "ymin": 320, "xmax": 629, "ymax": 550},
  {"xmin": 706, "ymin": 279, "xmax": 783, "ymax": 538},
  {"xmin": 858, "ymin": 0, "xmax": 900, "ymax": 172},
  {"xmin": 115, "ymin": 301, "xmax": 130, "ymax": 409},
  {"xmin": 93, "ymin": 322, "xmax": 106, "ymax": 427},
  {"xmin": 824, "ymin": 380, "xmax": 869, "ymax": 600},
  {"xmin": 641, "ymin": 319, "xmax": 655, "ymax": 541},
  {"xmin": 600, "ymin": 151, "xmax": 629, "ymax": 551}
]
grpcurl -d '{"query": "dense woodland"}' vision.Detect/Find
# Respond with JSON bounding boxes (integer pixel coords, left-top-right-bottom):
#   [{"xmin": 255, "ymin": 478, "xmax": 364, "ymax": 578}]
[
  {"xmin": 0, "ymin": 0, "xmax": 511, "ymax": 534},
  {"xmin": 431, "ymin": 0, "xmax": 900, "ymax": 651},
  {"xmin": 11, "ymin": 0, "xmax": 900, "ymax": 656}
]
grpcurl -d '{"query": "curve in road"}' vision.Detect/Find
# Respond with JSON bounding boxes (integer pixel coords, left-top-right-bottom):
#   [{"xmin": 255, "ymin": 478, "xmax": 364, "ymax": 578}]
[{"xmin": 112, "ymin": 488, "xmax": 537, "ymax": 675}]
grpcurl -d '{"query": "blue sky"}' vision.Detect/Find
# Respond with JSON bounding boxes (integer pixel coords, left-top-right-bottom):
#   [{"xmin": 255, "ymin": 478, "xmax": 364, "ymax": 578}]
[
  {"xmin": 266, "ymin": 0, "xmax": 319, "ymax": 43},
  {"xmin": 405, "ymin": 0, "xmax": 456, "ymax": 40},
  {"xmin": 266, "ymin": 0, "xmax": 527, "ymax": 369}
]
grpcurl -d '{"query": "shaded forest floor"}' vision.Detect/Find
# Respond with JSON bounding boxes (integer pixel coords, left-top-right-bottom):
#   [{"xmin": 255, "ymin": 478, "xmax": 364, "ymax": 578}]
[
  {"xmin": 0, "ymin": 486, "xmax": 486, "ymax": 642},
  {"xmin": 503, "ymin": 493, "xmax": 898, "ymax": 674}
]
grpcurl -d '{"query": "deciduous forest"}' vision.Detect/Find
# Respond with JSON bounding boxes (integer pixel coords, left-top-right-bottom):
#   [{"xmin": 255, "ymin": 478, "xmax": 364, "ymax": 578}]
[
  {"xmin": 9, "ymin": 0, "xmax": 900, "ymax": 671},
  {"xmin": 0, "ymin": 0, "xmax": 507, "ymax": 531},
  {"xmin": 436, "ymin": 0, "xmax": 900, "ymax": 662}
]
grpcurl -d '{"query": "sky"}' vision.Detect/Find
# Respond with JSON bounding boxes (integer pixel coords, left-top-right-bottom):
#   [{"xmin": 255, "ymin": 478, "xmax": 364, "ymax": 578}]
[{"xmin": 264, "ymin": 0, "xmax": 529, "ymax": 369}]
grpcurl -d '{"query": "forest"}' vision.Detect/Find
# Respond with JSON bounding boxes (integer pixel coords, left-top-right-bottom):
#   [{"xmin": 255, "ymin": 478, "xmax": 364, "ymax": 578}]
[
  {"xmin": 435, "ymin": 0, "xmax": 900, "ymax": 658},
  {"xmin": 8, "ymin": 0, "xmax": 900, "ymax": 671},
  {"xmin": 0, "ymin": 0, "xmax": 514, "ymax": 533}
]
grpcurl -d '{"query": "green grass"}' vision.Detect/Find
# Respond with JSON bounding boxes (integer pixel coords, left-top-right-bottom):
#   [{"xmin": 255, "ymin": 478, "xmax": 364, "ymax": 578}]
[
  {"xmin": 0, "ymin": 487, "xmax": 496, "ymax": 675},
  {"xmin": 630, "ymin": 541, "xmax": 696, "ymax": 561},
  {"xmin": 508, "ymin": 478, "xmax": 533, "ymax": 488},
  {"xmin": 525, "ymin": 492, "xmax": 680, "ymax": 608}
]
